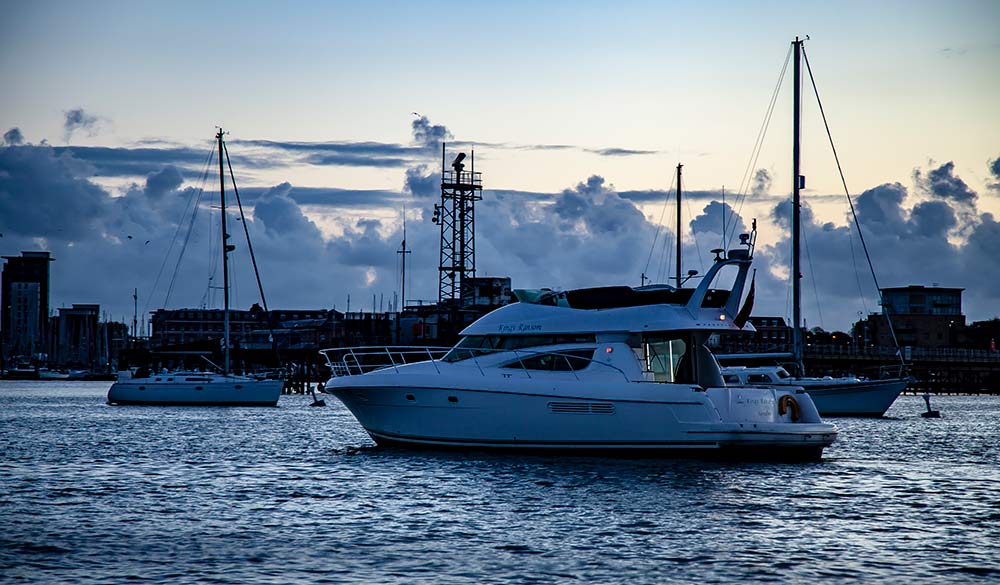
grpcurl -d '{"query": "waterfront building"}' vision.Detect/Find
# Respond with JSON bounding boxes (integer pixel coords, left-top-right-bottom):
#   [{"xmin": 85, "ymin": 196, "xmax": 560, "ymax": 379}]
[
  {"xmin": 460, "ymin": 277, "xmax": 512, "ymax": 308},
  {"xmin": 713, "ymin": 316, "xmax": 792, "ymax": 353},
  {"xmin": 2, "ymin": 251, "xmax": 54, "ymax": 358},
  {"xmin": 149, "ymin": 306, "xmax": 343, "ymax": 350},
  {"xmin": 855, "ymin": 285, "xmax": 965, "ymax": 348},
  {"xmin": 53, "ymin": 304, "xmax": 100, "ymax": 367}
]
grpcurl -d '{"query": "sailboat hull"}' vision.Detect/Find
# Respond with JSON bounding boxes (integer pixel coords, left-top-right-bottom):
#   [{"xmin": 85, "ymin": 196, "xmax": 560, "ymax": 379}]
[
  {"xmin": 107, "ymin": 376, "xmax": 282, "ymax": 406},
  {"xmin": 801, "ymin": 378, "xmax": 908, "ymax": 417}
]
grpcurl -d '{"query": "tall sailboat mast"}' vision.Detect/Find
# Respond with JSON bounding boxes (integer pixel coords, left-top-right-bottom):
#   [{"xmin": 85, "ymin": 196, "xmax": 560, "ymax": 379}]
[
  {"xmin": 399, "ymin": 214, "xmax": 410, "ymax": 310},
  {"xmin": 675, "ymin": 163, "xmax": 683, "ymax": 288},
  {"xmin": 217, "ymin": 128, "xmax": 231, "ymax": 375},
  {"xmin": 791, "ymin": 37, "xmax": 804, "ymax": 375}
]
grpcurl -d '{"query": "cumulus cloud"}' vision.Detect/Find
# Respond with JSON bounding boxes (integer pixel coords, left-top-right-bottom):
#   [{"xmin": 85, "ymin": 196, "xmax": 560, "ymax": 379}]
[
  {"xmin": 63, "ymin": 108, "xmax": 100, "ymax": 142},
  {"xmin": 988, "ymin": 154, "xmax": 1000, "ymax": 191},
  {"xmin": 253, "ymin": 182, "xmax": 323, "ymax": 241},
  {"xmin": 757, "ymin": 159, "xmax": 1000, "ymax": 329},
  {"xmin": 411, "ymin": 115, "xmax": 452, "ymax": 151},
  {"xmin": 404, "ymin": 165, "xmax": 437, "ymax": 198},
  {"xmin": 3, "ymin": 128, "xmax": 24, "ymax": 146},
  {"xmin": 3, "ymin": 115, "xmax": 999, "ymax": 330},
  {"xmin": 917, "ymin": 161, "xmax": 977, "ymax": 203},
  {"xmin": 0, "ymin": 143, "xmax": 108, "ymax": 239},
  {"xmin": 145, "ymin": 166, "xmax": 184, "ymax": 199}
]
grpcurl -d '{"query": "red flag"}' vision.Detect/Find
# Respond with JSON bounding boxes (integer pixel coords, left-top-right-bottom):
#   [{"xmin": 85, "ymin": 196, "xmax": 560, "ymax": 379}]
[{"xmin": 733, "ymin": 273, "xmax": 755, "ymax": 329}]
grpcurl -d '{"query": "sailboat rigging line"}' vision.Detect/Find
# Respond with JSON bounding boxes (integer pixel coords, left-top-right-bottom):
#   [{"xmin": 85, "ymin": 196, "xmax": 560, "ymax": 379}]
[
  {"xmin": 800, "ymin": 220, "xmax": 825, "ymax": 329},
  {"xmin": 222, "ymin": 141, "xmax": 270, "ymax": 313},
  {"xmin": 144, "ymin": 148, "xmax": 214, "ymax": 315},
  {"xmin": 685, "ymin": 192, "xmax": 705, "ymax": 276},
  {"xmin": 164, "ymin": 170, "xmax": 209, "ymax": 309},
  {"xmin": 721, "ymin": 186, "xmax": 726, "ymax": 254},
  {"xmin": 654, "ymin": 194, "xmax": 676, "ymax": 284},
  {"xmin": 801, "ymin": 46, "xmax": 904, "ymax": 362},
  {"xmin": 642, "ymin": 172, "xmax": 677, "ymax": 282},
  {"xmin": 163, "ymin": 148, "xmax": 214, "ymax": 307},
  {"xmin": 222, "ymin": 139, "xmax": 283, "ymax": 367},
  {"xmin": 848, "ymin": 225, "xmax": 871, "ymax": 316},
  {"xmin": 726, "ymin": 44, "xmax": 792, "ymax": 251}
]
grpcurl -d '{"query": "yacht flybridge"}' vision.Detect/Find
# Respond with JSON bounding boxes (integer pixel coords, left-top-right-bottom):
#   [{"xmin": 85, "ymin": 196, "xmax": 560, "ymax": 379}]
[{"xmin": 322, "ymin": 231, "xmax": 838, "ymax": 460}]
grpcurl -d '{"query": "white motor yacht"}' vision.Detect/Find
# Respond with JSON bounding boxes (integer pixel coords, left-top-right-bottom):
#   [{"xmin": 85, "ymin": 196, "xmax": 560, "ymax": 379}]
[{"xmin": 322, "ymin": 235, "xmax": 838, "ymax": 461}]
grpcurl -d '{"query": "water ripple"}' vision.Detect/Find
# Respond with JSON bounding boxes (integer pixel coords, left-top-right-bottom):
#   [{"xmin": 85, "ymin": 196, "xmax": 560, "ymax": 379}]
[{"xmin": 2, "ymin": 383, "xmax": 999, "ymax": 583}]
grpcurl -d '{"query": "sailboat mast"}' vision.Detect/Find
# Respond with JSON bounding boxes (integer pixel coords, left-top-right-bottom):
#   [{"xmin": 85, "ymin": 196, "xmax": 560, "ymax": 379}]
[
  {"xmin": 132, "ymin": 288, "xmax": 137, "ymax": 347},
  {"xmin": 217, "ymin": 129, "xmax": 231, "ymax": 375},
  {"xmin": 675, "ymin": 163, "xmax": 683, "ymax": 288},
  {"xmin": 792, "ymin": 38, "xmax": 804, "ymax": 374},
  {"xmin": 401, "ymin": 228, "xmax": 408, "ymax": 310}
]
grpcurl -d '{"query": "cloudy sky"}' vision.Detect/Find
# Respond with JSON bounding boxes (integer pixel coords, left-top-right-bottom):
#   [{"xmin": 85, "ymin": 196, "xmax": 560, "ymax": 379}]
[{"xmin": 2, "ymin": 0, "xmax": 999, "ymax": 331}]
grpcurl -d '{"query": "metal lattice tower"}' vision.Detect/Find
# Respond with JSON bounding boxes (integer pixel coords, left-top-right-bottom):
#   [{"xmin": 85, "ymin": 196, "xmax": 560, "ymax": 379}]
[{"xmin": 432, "ymin": 144, "xmax": 482, "ymax": 304}]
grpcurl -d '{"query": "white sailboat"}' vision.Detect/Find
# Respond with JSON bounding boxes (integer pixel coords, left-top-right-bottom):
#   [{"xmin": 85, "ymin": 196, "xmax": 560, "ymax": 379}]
[
  {"xmin": 107, "ymin": 129, "xmax": 282, "ymax": 406},
  {"xmin": 721, "ymin": 38, "xmax": 907, "ymax": 416}
]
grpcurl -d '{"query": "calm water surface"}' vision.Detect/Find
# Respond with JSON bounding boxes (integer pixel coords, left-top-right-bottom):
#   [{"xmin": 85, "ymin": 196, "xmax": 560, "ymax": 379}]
[{"xmin": 1, "ymin": 381, "xmax": 998, "ymax": 583}]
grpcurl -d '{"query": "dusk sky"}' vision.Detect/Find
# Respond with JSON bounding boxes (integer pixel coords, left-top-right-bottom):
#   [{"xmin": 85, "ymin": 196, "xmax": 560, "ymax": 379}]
[{"xmin": 2, "ymin": 0, "xmax": 999, "ymax": 331}]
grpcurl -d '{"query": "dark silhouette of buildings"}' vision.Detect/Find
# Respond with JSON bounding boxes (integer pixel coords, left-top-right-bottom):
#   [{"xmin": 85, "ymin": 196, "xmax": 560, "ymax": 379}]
[
  {"xmin": 53, "ymin": 304, "xmax": 100, "ymax": 366},
  {"xmin": 2, "ymin": 251, "xmax": 54, "ymax": 358}
]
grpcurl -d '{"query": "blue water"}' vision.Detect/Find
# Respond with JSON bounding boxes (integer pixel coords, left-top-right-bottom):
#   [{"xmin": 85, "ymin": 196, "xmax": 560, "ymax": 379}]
[{"xmin": 1, "ymin": 381, "xmax": 998, "ymax": 584}]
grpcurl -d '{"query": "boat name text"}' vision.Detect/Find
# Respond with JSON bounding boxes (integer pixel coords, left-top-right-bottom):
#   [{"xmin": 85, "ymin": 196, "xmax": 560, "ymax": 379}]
[{"xmin": 499, "ymin": 323, "xmax": 543, "ymax": 333}]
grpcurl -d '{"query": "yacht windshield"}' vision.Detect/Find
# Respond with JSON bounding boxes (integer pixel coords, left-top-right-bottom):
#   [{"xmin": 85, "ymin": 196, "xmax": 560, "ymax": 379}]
[
  {"xmin": 442, "ymin": 334, "xmax": 596, "ymax": 362},
  {"xmin": 643, "ymin": 334, "xmax": 693, "ymax": 383}
]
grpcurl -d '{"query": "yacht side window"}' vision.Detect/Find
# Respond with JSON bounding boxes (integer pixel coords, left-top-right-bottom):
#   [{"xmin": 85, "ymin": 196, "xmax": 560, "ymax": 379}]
[
  {"xmin": 643, "ymin": 335, "xmax": 692, "ymax": 383},
  {"xmin": 503, "ymin": 349, "xmax": 595, "ymax": 371},
  {"xmin": 747, "ymin": 374, "xmax": 772, "ymax": 384},
  {"xmin": 723, "ymin": 374, "xmax": 741, "ymax": 385},
  {"xmin": 775, "ymin": 369, "xmax": 791, "ymax": 379}
]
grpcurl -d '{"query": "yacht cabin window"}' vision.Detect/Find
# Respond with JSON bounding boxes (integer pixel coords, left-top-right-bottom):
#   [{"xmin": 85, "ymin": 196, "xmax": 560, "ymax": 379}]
[
  {"xmin": 501, "ymin": 349, "xmax": 595, "ymax": 371},
  {"xmin": 442, "ymin": 334, "xmax": 596, "ymax": 362},
  {"xmin": 747, "ymin": 374, "xmax": 773, "ymax": 384}
]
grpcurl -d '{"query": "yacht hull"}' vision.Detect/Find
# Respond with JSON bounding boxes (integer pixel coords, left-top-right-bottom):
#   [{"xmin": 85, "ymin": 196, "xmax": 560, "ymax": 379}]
[
  {"xmin": 326, "ymin": 379, "xmax": 837, "ymax": 461},
  {"xmin": 107, "ymin": 378, "xmax": 282, "ymax": 406}
]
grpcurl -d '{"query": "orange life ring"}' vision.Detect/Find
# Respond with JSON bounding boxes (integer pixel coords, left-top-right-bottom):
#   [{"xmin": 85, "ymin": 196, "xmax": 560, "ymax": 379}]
[{"xmin": 778, "ymin": 394, "xmax": 801, "ymax": 421}]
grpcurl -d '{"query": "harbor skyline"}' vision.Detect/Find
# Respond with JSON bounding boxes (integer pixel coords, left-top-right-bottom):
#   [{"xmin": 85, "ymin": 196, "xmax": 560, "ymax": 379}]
[{"xmin": 2, "ymin": 0, "xmax": 999, "ymax": 329}]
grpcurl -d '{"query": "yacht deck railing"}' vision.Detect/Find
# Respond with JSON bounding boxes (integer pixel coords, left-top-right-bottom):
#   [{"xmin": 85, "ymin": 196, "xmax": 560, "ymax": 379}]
[{"xmin": 320, "ymin": 345, "xmax": 633, "ymax": 382}]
